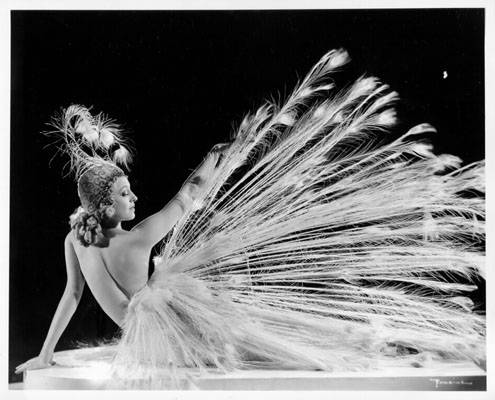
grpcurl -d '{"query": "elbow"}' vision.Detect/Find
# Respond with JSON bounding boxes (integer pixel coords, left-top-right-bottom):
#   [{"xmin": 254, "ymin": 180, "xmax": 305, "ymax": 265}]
[
  {"xmin": 112, "ymin": 301, "xmax": 129, "ymax": 328},
  {"xmin": 65, "ymin": 287, "xmax": 83, "ymax": 302},
  {"xmin": 120, "ymin": 299, "xmax": 129, "ymax": 314}
]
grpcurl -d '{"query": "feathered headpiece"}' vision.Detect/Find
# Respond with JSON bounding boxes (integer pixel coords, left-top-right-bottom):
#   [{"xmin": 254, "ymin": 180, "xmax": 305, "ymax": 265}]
[
  {"xmin": 44, "ymin": 105, "xmax": 135, "ymax": 213},
  {"xmin": 43, "ymin": 105, "xmax": 136, "ymax": 246},
  {"xmin": 44, "ymin": 104, "xmax": 133, "ymax": 181}
]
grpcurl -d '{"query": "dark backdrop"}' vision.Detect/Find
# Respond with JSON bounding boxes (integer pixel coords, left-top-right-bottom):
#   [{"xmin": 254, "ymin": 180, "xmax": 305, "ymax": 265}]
[{"xmin": 10, "ymin": 9, "xmax": 485, "ymax": 383}]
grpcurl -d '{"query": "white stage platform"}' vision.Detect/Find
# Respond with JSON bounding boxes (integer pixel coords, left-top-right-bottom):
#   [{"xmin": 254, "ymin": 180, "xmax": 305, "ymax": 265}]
[{"xmin": 23, "ymin": 346, "xmax": 486, "ymax": 390}]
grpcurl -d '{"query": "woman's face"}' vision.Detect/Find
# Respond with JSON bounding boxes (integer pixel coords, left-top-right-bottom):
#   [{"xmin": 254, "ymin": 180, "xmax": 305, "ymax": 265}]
[{"xmin": 109, "ymin": 176, "xmax": 138, "ymax": 221}]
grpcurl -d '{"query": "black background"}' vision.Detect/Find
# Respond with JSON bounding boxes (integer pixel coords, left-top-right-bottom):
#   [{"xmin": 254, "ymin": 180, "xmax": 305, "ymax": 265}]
[{"xmin": 10, "ymin": 9, "xmax": 485, "ymax": 383}]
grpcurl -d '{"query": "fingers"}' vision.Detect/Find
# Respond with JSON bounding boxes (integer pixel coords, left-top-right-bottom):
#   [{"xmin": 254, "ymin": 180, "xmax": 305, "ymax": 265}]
[
  {"xmin": 15, "ymin": 361, "xmax": 29, "ymax": 374},
  {"xmin": 14, "ymin": 358, "xmax": 54, "ymax": 374},
  {"xmin": 211, "ymin": 142, "xmax": 231, "ymax": 154},
  {"xmin": 208, "ymin": 142, "xmax": 230, "ymax": 169},
  {"xmin": 199, "ymin": 151, "xmax": 220, "ymax": 172},
  {"xmin": 205, "ymin": 150, "xmax": 220, "ymax": 163},
  {"xmin": 189, "ymin": 142, "xmax": 230, "ymax": 183},
  {"xmin": 15, "ymin": 360, "xmax": 29, "ymax": 370}
]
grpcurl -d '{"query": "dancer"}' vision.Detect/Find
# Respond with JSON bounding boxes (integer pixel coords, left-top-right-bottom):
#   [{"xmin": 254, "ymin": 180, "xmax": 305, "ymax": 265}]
[
  {"xmin": 14, "ymin": 107, "xmax": 226, "ymax": 374},
  {"xmin": 16, "ymin": 49, "xmax": 485, "ymax": 389}
]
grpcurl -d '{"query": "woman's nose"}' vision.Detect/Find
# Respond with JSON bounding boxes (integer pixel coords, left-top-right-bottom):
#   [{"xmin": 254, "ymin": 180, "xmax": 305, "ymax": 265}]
[{"xmin": 132, "ymin": 193, "xmax": 138, "ymax": 202}]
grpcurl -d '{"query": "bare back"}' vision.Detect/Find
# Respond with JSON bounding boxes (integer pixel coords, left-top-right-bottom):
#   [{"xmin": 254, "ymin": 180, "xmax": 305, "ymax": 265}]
[
  {"xmin": 65, "ymin": 153, "xmax": 220, "ymax": 327},
  {"xmin": 70, "ymin": 230, "xmax": 151, "ymax": 326}
]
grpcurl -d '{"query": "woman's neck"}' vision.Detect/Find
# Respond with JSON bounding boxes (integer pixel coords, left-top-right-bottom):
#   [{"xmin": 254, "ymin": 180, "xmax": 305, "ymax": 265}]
[{"xmin": 103, "ymin": 220, "xmax": 123, "ymax": 231}]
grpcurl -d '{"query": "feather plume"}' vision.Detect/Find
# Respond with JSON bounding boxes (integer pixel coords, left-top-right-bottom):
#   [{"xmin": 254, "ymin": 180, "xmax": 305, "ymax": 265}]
[
  {"xmin": 99, "ymin": 128, "xmax": 115, "ymax": 148},
  {"xmin": 43, "ymin": 105, "xmax": 133, "ymax": 180},
  {"xmin": 113, "ymin": 146, "xmax": 132, "ymax": 169},
  {"xmin": 113, "ymin": 50, "xmax": 485, "ymax": 388}
]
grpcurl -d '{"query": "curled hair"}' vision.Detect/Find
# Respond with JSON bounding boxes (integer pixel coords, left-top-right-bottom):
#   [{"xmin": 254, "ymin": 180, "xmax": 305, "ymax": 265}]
[{"xmin": 69, "ymin": 206, "xmax": 111, "ymax": 247}]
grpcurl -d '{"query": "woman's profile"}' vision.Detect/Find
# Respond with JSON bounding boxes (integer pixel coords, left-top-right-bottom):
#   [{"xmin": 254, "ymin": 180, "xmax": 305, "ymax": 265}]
[{"xmin": 15, "ymin": 50, "xmax": 485, "ymax": 388}]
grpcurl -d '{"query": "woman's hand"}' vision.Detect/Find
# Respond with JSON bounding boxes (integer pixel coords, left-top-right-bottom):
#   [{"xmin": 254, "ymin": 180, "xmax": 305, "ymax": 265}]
[
  {"xmin": 179, "ymin": 142, "xmax": 231, "ymax": 208},
  {"xmin": 210, "ymin": 142, "xmax": 231, "ymax": 155},
  {"xmin": 15, "ymin": 354, "xmax": 55, "ymax": 374},
  {"xmin": 192, "ymin": 142, "xmax": 231, "ymax": 181}
]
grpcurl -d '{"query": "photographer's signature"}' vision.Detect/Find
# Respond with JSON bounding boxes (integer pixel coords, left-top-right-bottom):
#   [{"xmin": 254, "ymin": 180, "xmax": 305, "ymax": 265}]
[{"xmin": 429, "ymin": 378, "xmax": 473, "ymax": 388}]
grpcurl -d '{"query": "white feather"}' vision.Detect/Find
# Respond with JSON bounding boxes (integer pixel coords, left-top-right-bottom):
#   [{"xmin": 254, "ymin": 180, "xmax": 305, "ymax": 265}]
[
  {"xmin": 99, "ymin": 128, "xmax": 115, "ymax": 148},
  {"xmin": 83, "ymin": 127, "xmax": 99, "ymax": 143},
  {"xmin": 113, "ymin": 146, "xmax": 131, "ymax": 168}
]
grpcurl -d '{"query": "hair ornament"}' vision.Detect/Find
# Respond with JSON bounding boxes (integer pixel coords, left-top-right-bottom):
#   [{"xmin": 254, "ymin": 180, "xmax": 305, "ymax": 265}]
[
  {"xmin": 113, "ymin": 146, "xmax": 131, "ymax": 169},
  {"xmin": 100, "ymin": 128, "xmax": 116, "ymax": 148},
  {"xmin": 44, "ymin": 104, "xmax": 134, "ymax": 181},
  {"xmin": 45, "ymin": 105, "xmax": 135, "ymax": 247}
]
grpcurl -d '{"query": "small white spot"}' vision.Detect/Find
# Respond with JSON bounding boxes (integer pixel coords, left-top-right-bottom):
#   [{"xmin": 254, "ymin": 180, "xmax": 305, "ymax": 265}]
[{"xmin": 442, "ymin": 71, "xmax": 448, "ymax": 79}]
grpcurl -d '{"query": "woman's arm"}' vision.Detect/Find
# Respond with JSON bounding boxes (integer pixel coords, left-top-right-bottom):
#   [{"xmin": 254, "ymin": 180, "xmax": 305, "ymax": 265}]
[
  {"xmin": 131, "ymin": 144, "xmax": 227, "ymax": 248},
  {"xmin": 15, "ymin": 232, "xmax": 85, "ymax": 373}
]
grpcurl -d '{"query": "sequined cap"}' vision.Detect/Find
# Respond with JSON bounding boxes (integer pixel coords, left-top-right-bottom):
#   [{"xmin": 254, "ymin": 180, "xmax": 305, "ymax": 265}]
[{"xmin": 77, "ymin": 163, "xmax": 125, "ymax": 212}]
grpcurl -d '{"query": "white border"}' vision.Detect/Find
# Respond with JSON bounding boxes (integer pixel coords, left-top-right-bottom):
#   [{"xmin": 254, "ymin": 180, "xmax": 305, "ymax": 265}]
[
  {"xmin": 3, "ymin": 0, "xmax": 495, "ymax": 9},
  {"xmin": 1, "ymin": 1, "xmax": 493, "ymax": 400}
]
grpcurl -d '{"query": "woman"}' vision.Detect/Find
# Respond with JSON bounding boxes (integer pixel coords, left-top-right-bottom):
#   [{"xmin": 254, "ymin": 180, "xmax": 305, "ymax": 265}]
[
  {"xmin": 16, "ymin": 50, "xmax": 485, "ymax": 387},
  {"xmin": 14, "ymin": 134, "xmax": 225, "ymax": 373}
]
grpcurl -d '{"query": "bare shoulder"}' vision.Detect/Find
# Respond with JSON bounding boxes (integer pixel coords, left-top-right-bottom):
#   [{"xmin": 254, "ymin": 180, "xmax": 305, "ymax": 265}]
[
  {"xmin": 116, "ymin": 229, "xmax": 150, "ymax": 250},
  {"xmin": 64, "ymin": 230, "xmax": 83, "ymax": 254},
  {"xmin": 64, "ymin": 230, "xmax": 75, "ymax": 245},
  {"xmin": 64, "ymin": 228, "xmax": 146, "ymax": 253}
]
